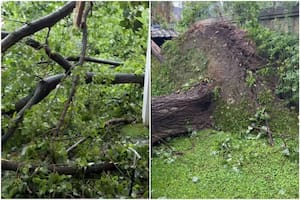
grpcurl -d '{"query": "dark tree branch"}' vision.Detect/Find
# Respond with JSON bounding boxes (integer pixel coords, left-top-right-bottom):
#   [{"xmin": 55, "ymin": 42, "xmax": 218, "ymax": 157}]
[
  {"xmin": 25, "ymin": 38, "xmax": 73, "ymax": 72},
  {"xmin": 1, "ymin": 2, "xmax": 76, "ymax": 53},
  {"xmin": 2, "ymin": 159, "xmax": 116, "ymax": 175},
  {"xmin": 1, "ymin": 31, "xmax": 9, "ymax": 39},
  {"xmin": 2, "ymin": 73, "xmax": 144, "ymax": 116},
  {"xmin": 151, "ymin": 40, "xmax": 164, "ymax": 63},
  {"xmin": 45, "ymin": 27, "xmax": 51, "ymax": 45},
  {"xmin": 2, "ymin": 32, "xmax": 123, "ymax": 67},
  {"xmin": 66, "ymin": 56, "xmax": 123, "ymax": 66},
  {"xmin": 78, "ymin": 2, "xmax": 91, "ymax": 65},
  {"xmin": 250, "ymin": 125, "xmax": 297, "ymax": 142},
  {"xmin": 2, "ymin": 75, "xmax": 64, "ymax": 144},
  {"xmin": 104, "ymin": 118, "xmax": 135, "ymax": 127}
]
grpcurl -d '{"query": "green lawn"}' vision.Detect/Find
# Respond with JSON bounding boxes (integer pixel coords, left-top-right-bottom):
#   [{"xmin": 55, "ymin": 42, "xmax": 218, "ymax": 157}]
[{"xmin": 151, "ymin": 130, "xmax": 298, "ymax": 198}]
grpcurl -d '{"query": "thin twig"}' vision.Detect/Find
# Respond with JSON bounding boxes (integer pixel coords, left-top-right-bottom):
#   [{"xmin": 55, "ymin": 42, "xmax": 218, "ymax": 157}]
[
  {"xmin": 53, "ymin": 2, "xmax": 91, "ymax": 135},
  {"xmin": 45, "ymin": 27, "xmax": 51, "ymax": 45},
  {"xmin": 66, "ymin": 137, "xmax": 89, "ymax": 154},
  {"xmin": 250, "ymin": 125, "xmax": 295, "ymax": 140},
  {"xmin": 104, "ymin": 118, "xmax": 135, "ymax": 127},
  {"xmin": 2, "ymin": 17, "xmax": 29, "ymax": 24},
  {"xmin": 53, "ymin": 75, "xmax": 79, "ymax": 136}
]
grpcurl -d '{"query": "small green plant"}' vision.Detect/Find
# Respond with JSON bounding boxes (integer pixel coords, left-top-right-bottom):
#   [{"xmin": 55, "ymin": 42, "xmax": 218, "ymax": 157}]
[
  {"xmin": 245, "ymin": 70, "xmax": 256, "ymax": 87},
  {"xmin": 243, "ymin": 107, "xmax": 270, "ymax": 139},
  {"xmin": 212, "ymin": 86, "xmax": 221, "ymax": 100},
  {"xmin": 257, "ymin": 89, "xmax": 274, "ymax": 105}
]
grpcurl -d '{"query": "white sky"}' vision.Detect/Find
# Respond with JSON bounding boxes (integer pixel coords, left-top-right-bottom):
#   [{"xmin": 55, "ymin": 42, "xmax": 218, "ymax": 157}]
[{"xmin": 172, "ymin": 1, "xmax": 183, "ymax": 8}]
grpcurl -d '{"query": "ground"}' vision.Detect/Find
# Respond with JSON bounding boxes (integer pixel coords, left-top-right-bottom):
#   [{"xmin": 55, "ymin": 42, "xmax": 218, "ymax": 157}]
[{"xmin": 152, "ymin": 129, "xmax": 298, "ymax": 198}]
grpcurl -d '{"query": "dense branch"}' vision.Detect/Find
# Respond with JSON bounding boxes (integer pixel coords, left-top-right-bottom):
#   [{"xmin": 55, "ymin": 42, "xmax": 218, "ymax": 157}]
[
  {"xmin": 2, "ymin": 73, "xmax": 144, "ymax": 116},
  {"xmin": 54, "ymin": 3, "xmax": 92, "ymax": 135},
  {"xmin": 2, "ymin": 33, "xmax": 124, "ymax": 68},
  {"xmin": 2, "ymin": 74, "xmax": 64, "ymax": 144},
  {"xmin": 66, "ymin": 118, "xmax": 135, "ymax": 155},
  {"xmin": 1, "ymin": 2, "xmax": 76, "ymax": 53},
  {"xmin": 2, "ymin": 159, "xmax": 116, "ymax": 175},
  {"xmin": 25, "ymin": 38, "xmax": 73, "ymax": 72},
  {"xmin": 2, "ymin": 73, "xmax": 143, "ymax": 144}
]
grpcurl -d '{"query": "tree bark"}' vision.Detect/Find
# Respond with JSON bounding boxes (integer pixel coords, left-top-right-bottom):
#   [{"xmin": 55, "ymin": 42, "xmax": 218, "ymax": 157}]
[
  {"xmin": 151, "ymin": 83, "xmax": 214, "ymax": 145},
  {"xmin": 151, "ymin": 40, "xmax": 164, "ymax": 63}
]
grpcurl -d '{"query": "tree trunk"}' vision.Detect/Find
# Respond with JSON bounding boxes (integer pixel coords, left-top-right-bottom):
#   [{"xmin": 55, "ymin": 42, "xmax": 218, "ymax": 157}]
[
  {"xmin": 151, "ymin": 40, "xmax": 164, "ymax": 63},
  {"xmin": 151, "ymin": 83, "xmax": 214, "ymax": 145}
]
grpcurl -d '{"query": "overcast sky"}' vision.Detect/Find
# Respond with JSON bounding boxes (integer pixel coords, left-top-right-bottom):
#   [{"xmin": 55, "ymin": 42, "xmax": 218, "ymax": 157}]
[{"xmin": 173, "ymin": 1, "xmax": 183, "ymax": 8}]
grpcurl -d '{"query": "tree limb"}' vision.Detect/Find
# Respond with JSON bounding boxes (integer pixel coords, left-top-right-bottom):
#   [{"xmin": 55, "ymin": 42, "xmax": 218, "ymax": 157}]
[
  {"xmin": 2, "ymin": 75, "xmax": 64, "ymax": 144},
  {"xmin": 1, "ymin": 159, "xmax": 116, "ymax": 175},
  {"xmin": 2, "ymin": 31, "xmax": 123, "ymax": 67},
  {"xmin": 25, "ymin": 38, "xmax": 73, "ymax": 73},
  {"xmin": 1, "ymin": 2, "xmax": 76, "ymax": 53},
  {"xmin": 151, "ymin": 40, "xmax": 164, "ymax": 63},
  {"xmin": 1, "ymin": 31, "xmax": 9, "ymax": 39},
  {"xmin": 66, "ymin": 56, "xmax": 123, "ymax": 66},
  {"xmin": 2, "ymin": 73, "xmax": 144, "ymax": 116}
]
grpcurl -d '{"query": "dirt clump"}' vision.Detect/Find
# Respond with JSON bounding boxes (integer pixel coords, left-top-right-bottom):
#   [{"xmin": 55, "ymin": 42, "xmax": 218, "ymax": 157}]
[{"xmin": 181, "ymin": 21, "xmax": 266, "ymax": 102}]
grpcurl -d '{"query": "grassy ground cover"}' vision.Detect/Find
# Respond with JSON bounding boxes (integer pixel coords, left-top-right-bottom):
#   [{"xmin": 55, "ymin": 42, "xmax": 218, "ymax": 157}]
[{"xmin": 152, "ymin": 129, "xmax": 298, "ymax": 198}]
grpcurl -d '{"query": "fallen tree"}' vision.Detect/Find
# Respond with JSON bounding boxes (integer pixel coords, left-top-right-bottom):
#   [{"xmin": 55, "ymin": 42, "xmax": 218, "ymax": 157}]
[
  {"xmin": 152, "ymin": 83, "xmax": 214, "ymax": 144},
  {"xmin": 151, "ymin": 21, "xmax": 271, "ymax": 145}
]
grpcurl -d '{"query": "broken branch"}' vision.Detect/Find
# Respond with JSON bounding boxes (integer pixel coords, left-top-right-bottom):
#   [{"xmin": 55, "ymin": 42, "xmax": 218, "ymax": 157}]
[
  {"xmin": 1, "ymin": 2, "xmax": 76, "ymax": 53},
  {"xmin": 1, "ymin": 159, "xmax": 116, "ymax": 175}
]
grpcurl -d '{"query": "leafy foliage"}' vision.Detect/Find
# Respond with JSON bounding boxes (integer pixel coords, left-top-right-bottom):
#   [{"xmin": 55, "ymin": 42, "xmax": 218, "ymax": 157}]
[
  {"xmin": 225, "ymin": 1, "xmax": 260, "ymax": 26},
  {"xmin": 247, "ymin": 26, "xmax": 299, "ymax": 106},
  {"xmin": 178, "ymin": 2, "xmax": 214, "ymax": 29},
  {"xmin": 2, "ymin": 2, "xmax": 148, "ymax": 198}
]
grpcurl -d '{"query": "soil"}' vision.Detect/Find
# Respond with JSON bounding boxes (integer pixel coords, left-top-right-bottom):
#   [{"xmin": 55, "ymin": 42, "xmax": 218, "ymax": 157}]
[{"xmin": 183, "ymin": 21, "xmax": 266, "ymax": 102}]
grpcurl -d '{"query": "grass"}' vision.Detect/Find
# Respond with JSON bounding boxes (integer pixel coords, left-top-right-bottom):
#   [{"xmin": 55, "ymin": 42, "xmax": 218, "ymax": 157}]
[{"xmin": 151, "ymin": 129, "xmax": 299, "ymax": 198}]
